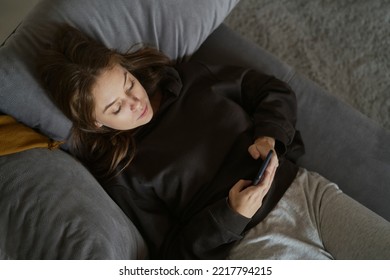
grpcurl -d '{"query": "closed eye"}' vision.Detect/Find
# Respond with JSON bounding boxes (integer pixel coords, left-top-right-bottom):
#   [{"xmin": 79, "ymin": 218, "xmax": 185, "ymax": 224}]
[{"xmin": 113, "ymin": 103, "xmax": 122, "ymax": 115}]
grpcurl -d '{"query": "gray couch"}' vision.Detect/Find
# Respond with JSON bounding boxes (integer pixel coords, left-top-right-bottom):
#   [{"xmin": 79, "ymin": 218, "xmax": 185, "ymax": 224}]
[{"xmin": 1, "ymin": 0, "xmax": 389, "ymax": 259}]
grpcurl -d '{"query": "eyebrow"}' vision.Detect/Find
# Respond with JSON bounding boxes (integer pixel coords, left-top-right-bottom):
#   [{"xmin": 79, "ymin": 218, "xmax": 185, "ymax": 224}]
[
  {"xmin": 123, "ymin": 71, "xmax": 127, "ymax": 88},
  {"xmin": 102, "ymin": 71, "xmax": 127, "ymax": 114}
]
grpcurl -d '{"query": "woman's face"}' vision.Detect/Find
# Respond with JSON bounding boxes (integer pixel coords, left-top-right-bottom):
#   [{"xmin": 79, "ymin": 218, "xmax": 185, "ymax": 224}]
[{"xmin": 92, "ymin": 64, "xmax": 153, "ymax": 130}]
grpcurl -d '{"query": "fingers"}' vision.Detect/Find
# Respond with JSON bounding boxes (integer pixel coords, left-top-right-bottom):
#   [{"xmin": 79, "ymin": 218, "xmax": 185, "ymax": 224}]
[
  {"xmin": 248, "ymin": 142, "xmax": 279, "ymax": 167},
  {"xmin": 269, "ymin": 150, "xmax": 279, "ymax": 170},
  {"xmin": 260, "ymin": 168, "xmax": 273, "ymax": 190},
  {"xmin": 253, "ymin": 156, "xmax": 277, "ymax": 190},
  {"xmin": 230, "ymin": 179, "xmax": 252, "ymax": 193},
  {"xmin": 228, "ymin": 174, "xmax": 274, "ymax": 218},
  {"xmin": 248, "ymin": 144, "xmax": 261, "ymax": 160},
  {"xmin": 248, "ymin": 136, "xmax": 276, "ymax": 160}
]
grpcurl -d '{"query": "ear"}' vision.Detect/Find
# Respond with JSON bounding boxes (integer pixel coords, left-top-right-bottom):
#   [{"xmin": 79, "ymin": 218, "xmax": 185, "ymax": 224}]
[{"xmin": 95, "ymin": 121, "xmax": 103, "ymax": 128}]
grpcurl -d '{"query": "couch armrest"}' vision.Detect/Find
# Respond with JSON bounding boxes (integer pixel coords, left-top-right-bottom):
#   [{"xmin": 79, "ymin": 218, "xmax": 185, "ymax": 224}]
[{"xmin": 0, "ymin": 148, "xmax": 147, "ymax": 259}]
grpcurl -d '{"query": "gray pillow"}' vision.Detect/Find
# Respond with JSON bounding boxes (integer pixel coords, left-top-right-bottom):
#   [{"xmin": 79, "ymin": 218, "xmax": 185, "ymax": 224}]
[
  {"xmin": 0, "ymin": 0, "xmax": 239, "ymax": 141},
  {"xmin": 0, "ymin": 148, "xmax": 147, "ymax": 259}
]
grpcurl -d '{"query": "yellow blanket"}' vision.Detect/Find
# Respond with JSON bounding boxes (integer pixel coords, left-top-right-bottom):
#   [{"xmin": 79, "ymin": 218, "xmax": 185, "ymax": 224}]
[{"xmin": 0, "ymin": 115, "xmax": 62, "ymax": 156}]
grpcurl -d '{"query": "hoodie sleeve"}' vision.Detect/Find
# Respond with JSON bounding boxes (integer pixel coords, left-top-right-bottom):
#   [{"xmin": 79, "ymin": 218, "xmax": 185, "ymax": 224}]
[{"xmin": 201, "ymin": 63, "xmax": 299, "ymax": 156}]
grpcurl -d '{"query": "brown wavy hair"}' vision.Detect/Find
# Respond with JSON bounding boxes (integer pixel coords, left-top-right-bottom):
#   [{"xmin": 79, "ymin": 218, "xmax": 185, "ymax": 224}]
[{"xmin": 38, "ymin": 24, "xmax": 171, "ymax": 182}]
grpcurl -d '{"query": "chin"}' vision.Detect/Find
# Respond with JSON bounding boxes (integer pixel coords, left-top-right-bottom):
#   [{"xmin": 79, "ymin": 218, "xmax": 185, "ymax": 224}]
[{"xmin": 143, "ymin": 113, "xmax": 154, "ymax": 125}]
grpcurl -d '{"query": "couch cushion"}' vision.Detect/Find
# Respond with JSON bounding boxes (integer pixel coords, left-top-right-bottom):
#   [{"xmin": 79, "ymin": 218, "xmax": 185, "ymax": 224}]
[
  {"xmin": 0, "ymin": 148, "xmax": 147, "ymax": 259},
  {"xmin": 0, "ymin": 0, "xmax": 238, "ymax": 141}
]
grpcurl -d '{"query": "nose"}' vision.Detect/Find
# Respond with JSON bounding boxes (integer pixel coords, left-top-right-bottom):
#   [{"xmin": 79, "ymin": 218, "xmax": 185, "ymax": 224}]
[{"xmin": 127, "ymin": 95, "xmax": 141, "ymax": 111}]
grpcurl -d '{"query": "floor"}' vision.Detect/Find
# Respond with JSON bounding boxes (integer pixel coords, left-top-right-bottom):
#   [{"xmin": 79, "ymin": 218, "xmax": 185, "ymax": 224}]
[{"xmin": 0, "ymin": 0, "xmax": 41, "ymax": 43}]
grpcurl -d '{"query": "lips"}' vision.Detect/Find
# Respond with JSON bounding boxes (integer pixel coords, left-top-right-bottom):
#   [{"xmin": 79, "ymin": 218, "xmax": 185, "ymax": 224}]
[{"xmin": 137, "ymin": 105, "xmax": 148, "ymax": 120}]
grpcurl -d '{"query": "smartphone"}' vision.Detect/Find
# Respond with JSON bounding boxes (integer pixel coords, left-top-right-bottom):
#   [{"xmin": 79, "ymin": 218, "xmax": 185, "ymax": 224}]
[{"xmin": 252, "ymin": 150, "xmax": 273, "ymax": 185}]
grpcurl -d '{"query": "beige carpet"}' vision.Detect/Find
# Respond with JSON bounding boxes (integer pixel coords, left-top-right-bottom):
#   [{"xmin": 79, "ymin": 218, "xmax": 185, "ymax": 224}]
[{"xmin": 225, "ymin": 0, "xmax": 390, "ymax": 131}]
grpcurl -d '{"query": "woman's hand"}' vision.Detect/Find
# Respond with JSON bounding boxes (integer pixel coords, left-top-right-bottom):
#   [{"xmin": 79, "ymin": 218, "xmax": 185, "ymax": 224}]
[
  {"xmin": 227, "ymin": 136, "xmax": 280, "ymax": 218},
  {"xmin": 248, "ymin": 136, "xmax": 279, "ymax": 178},
  {"xmin": 248, "ymin": 136, "xmax": 276, "ymax": 159},
  {"xmin": 228, "ymin": 169, "xmax": 274, "ymax": 218}
]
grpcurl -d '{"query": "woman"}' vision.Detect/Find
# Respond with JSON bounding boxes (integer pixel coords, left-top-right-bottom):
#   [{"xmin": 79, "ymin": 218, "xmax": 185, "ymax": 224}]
[{"xmin": 38, "ymin": 24, "xmax": 390, "ymax": 260}]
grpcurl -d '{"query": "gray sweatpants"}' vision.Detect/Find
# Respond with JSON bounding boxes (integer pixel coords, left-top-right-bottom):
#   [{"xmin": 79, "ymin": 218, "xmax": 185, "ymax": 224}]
[{"xmin": 228, "ymin": 168, "xmax": 390, "ymax": 259}]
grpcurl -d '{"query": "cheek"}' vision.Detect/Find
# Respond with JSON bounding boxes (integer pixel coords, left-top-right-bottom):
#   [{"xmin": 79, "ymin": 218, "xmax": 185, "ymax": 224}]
[
  {"xmin": 136, "ymin": 84, "xmax": 149, "ymax": 99},
  {"xmin": 113, "ymin": 112, "xmax": 139, "ymax": 130}
]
